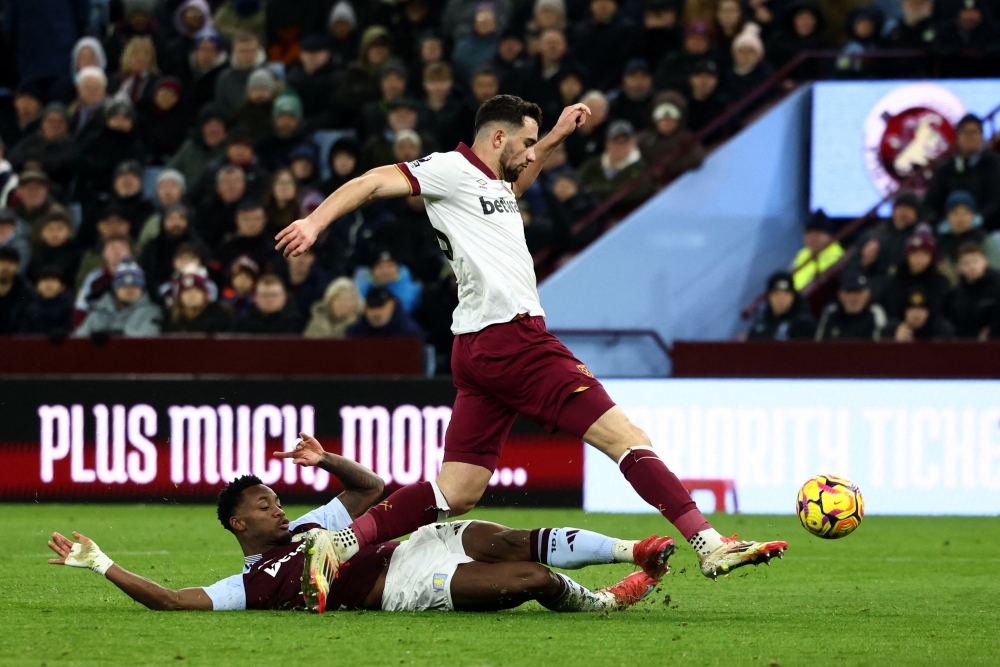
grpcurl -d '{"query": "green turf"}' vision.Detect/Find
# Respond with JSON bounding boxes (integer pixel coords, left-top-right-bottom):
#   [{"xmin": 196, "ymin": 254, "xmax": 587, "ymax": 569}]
[{"xmin": 1, "ymin": 505, "xmax": 997, "ymax": 667}]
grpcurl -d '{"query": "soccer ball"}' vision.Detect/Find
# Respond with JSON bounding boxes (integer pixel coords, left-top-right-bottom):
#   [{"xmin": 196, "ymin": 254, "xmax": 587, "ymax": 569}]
[{"xmin": 796, "ymin": 474, "xmax": 864, "ymax": 539}]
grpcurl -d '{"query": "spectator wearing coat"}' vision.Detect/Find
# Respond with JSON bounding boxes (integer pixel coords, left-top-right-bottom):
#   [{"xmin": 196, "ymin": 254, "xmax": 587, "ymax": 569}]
[
  {"xmin": 74, "ymin": 262, "xmax": 164, "ymax": 338},
  {"xmin": 579, "ymin": 120, "xmax": 654, "ymax": 206},
  {"xmin": 792, "ymin": 210, "xmax": 844, "ymax": 290},
  {"xmin": 945, "ymin": 242, "xmax": 1000, "ymax": 338},
  {"xmin": 18, "ymin": 266, "xmax": 74, "ymax": 335},
  {"xmin": 166, "ymin": 103, "xmax": 229, "ymax": 188},
  {"xmin": 637, "ymin": 92, "xmax": 705, "ymax": 183},
  {"xmin": 162, "ymin": 270, "xmax": 233, "ymax": 333},
  {"xmin": 347, "ymin": 286, "xmax": 424, "ymax": 339},
  {"xmin": 815, "ymin": 271, "xmax": 892, "ymax": 341},
  {"xmin": 924, "ymin": 114, "xmax": 1000, "ymax": 232},
  {"xmin": 746, "ymin": 271, "xmax": 816, "ymax": 340},
  {"xmin": 936, "ymin": 190, "xmax": 1000, "ymax": 275},
  {"xmin": 354, "ymin": 251, "xmax": 423, "ymax": 314},
  {"xmin": 893, "ymin": 287, "xmax": 955, "ymax": 341},
  {"xmin": 8, "ymin": 103, "xmax": 79, "ymax": 191},
  {"xmin": 234, "ymin": 273, "xmax": 304, "ymax": 333}
]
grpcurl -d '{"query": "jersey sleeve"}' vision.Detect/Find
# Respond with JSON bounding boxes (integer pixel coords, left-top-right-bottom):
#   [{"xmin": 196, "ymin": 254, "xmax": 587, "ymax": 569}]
[
  {"xmin": 201, "ymin": 574, "xmax": 246, "ymax": 611},
  {"xmin": 288, "ymin": 497, "xmax": 352, "ymax": 532},
  {"xmin": 395, "ymin": 153, "xmax": 459, "ymax": 199}
]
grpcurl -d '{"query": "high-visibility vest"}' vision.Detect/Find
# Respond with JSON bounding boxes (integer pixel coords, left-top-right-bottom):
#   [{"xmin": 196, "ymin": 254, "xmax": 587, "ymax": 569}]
[{"xmin": 792, "ymin": 243, "xmax": 845, "ymax": 291}]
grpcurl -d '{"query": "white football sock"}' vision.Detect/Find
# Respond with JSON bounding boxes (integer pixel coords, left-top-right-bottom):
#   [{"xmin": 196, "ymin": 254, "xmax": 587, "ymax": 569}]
[
  {"xmin": 689, "ymin": 528, "xmax": 725, "ymax": 557},
  {"xmin": 535, "ymin": 528, "xmax": 615, "ymax": 569},
  {"xmin": 546, "ymin": 573, "xmax": 615, "ymax": 612},
  {"xmin": 611, "ymin": 540, "xmax": 638, "ymax": 564}
]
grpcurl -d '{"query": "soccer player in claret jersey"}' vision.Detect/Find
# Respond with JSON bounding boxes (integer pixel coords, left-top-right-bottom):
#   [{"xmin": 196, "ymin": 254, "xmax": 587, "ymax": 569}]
[
  {"xmin": 46, "ymin": 435, "xmax": 674, "ymax": 614},
  {"xmin": 275, "ymin": 95, "xmax": 787, "ymax": 581}
]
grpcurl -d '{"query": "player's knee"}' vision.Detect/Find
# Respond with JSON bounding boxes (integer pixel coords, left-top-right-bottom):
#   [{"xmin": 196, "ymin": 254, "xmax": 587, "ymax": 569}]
[{"xmin": 518, "ymin": 563, "xmax": 560, "ymax": 595}]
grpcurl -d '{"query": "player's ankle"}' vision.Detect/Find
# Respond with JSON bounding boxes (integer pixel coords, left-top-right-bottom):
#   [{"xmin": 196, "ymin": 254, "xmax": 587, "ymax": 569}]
[
  {"xmin": 612, "ymin": 539, "xmax": 637, "ymax": 564},
  {"xmin": 689, "ymin": 528, "xmax": 724, "ymax": 557}
]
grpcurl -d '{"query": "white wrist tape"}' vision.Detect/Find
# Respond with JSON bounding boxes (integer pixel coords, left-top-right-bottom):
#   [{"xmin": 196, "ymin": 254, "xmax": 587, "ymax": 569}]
[{"xmin": 65, "ymin": 541, "xmax": 115, "ymax": 577}]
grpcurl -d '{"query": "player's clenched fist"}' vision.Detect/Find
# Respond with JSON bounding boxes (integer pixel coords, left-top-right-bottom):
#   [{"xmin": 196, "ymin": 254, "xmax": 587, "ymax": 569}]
[{"xmin": 274, "ymin": 218, "xmax": 319, "ymax": 258}]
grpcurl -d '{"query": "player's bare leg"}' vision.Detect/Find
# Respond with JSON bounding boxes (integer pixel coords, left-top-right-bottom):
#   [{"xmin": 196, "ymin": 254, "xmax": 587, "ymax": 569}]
[
  {"xmin": 458, "ymin": 521, "xmax": 675, "ymax": 579},
  {"xmin": 449, "ymin": 561, "xmax": 656, "ymax": 613},
  {"xmin": 581, "ymin": 404, "xmax": 787, "ymax": 579}
]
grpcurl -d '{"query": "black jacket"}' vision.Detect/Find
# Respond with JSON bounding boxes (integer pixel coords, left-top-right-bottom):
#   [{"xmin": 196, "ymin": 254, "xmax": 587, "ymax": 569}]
[
  {"xmin": 875, "ymin": 265, "xmax": 952, "ymax": 320},
  {"xmin": 0, "ymin": 276, "xmax": 36, "ymax": 333},
  {"xmin": 346, "ymin": 306, "xmax": 424, "ymax": 339},
  {"xmin": 163, "ymin": 302, "xmax": 233, "ymax": 334},
  {"xmin": 18, "ymin": 290, "xmax": 73, "ymax": 335},
  {"xmin": 569, "ymin": 12, "xmax": 637, "ymax": 91},
  {"xmin": 848, "ymin": 219, "xmax": 919, "ymax": 279},
  {"xmin": 747, "ymin": 296, "xmax": 817, "ymax": 340},
  {"xmin": 946, "ymin": 268, "xmax": 1000, "ymax": 338},
  {"xmin": 815, "ymin": 301, "xmax": 892, "ymax": 340},
  {"xmin": 234, "ymin": 301, "xmax": 305, "ymax": 334},
  {"xmin": 924, "ymin": 150, "xmax": 1000, "ymax": 231}
]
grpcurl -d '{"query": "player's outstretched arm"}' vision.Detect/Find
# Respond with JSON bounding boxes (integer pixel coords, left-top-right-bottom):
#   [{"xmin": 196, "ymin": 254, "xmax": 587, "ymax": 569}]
[
  {"xmin": 47, "ymin": 531, "xmax": 213, "ymax": 611},
  {"xmin": 512, "ymin": 103, "xmax": 591, "ymax": 197},
  {"xmin": 274, "ymin": 433, "xmax": 385, "ymax": 518},
  {"xmin": 275, "ymin": 165, "xmax": 412, "ymax": 258}
]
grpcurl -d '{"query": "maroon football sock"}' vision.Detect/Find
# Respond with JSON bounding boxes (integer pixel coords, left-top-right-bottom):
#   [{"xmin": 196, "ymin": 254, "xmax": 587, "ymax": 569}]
[
  {"xmin": 350, "ymin": 481, "xmax": 441, "ymax": 547},
  {"xmin": 618, "ymin": 448, "xmax": 710, "ymax": 540}
]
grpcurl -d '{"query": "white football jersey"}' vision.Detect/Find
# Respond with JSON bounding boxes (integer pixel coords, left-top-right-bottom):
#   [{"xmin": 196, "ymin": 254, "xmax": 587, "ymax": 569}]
[{"xmin": 396, "ymin": 143, "xmax": 545, "ymax": 334}]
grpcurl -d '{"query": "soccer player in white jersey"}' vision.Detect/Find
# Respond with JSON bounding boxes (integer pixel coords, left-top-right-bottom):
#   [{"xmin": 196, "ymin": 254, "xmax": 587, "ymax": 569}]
[{"xmin": 275, "ymin": 95, "xmax": 787, "ymax": 580}]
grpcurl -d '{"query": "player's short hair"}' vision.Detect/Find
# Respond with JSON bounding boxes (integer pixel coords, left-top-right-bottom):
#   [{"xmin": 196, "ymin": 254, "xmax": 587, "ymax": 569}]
[
  {"xmin": 217, "ymin": 474, "xmax": 265, "ymax": 532},
  {"xmin": 474, "ymin": 94, "xmax": 543, "ymax": 135}
]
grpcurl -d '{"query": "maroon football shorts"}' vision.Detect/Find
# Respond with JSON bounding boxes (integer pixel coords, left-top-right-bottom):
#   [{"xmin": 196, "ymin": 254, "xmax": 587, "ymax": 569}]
[{"xmin": 444, "ymin": 315, "xmax": 616, "ymax": 471}]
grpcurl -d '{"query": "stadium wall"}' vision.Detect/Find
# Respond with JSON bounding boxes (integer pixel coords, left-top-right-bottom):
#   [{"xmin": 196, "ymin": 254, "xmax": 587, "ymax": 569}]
[{"xmin": 539, "ymin": 86, "xmax": 812, "ymax": 376}]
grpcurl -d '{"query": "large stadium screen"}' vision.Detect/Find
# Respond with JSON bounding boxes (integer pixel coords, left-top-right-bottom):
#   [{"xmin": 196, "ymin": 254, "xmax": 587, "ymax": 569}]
[{"xmin": 809, "ymin": 79, "xmax": 1000, "ymax": 218}]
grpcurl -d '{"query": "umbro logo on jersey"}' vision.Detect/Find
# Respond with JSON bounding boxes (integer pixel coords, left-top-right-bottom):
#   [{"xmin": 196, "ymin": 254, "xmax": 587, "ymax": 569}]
[
  {"xmin": 480, "ymin": 196, "xmax": 519, "ymax": 215},
  {"xmin": 476, "ymin": 179, "xmax": 488, "ymax": 188},
  {"xmin": 409, "ymin": 156, "xmax": 432, "ymax": 168}
]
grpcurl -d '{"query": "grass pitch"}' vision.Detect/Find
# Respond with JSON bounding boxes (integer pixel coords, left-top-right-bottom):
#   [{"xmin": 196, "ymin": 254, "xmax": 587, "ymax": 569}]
[{"xmin": 1, "ymin": 505, "xmax": 997, "ymax": 667}]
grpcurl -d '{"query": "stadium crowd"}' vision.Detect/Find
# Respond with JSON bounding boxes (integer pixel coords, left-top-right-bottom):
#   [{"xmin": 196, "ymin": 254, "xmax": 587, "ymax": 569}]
[
  {"xmin": 746, "ymin": 114, "xmax": 1000, "ymax": 342},
  {"xmin": 0, "ymin": 0, "xmax": 998, "ymax": 369}
]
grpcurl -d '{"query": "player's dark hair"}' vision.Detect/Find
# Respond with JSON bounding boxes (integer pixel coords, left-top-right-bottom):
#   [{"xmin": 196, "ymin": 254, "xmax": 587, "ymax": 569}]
[
  {"xmin": 217, "ymin": 474, "xmax": 264, "ymax": 532},
  {"xmin": 474, "ymin": 94, "xmax": 543, "ymax": 135}
]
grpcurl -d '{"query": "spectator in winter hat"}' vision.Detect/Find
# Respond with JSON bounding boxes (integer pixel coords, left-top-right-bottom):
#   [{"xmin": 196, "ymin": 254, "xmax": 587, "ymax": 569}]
[
  {"xmin": 27, "ymin": 212, "xmax": 80, "ymax": 285},
  {"xmin": 638, "ymin": 91, "xmax": 705, "ymax": 183},
  {"xmin": 14, "ymin": 170, "xmax": 70, "ymax": 251},
  {"xmin": 686, "ymin": 59, "xmax": 730, "ymax": 140},
  {"xmin": 166, "ymin": 102, "xmax": 229, "ymax": 188},
  {"xmin": 304, "ymin": 277, "xmax": 363, "ymax": 339},
  {"xmin": 945, "ymin": 242, "xmax": 1000, "ymax": 338},
  {"xmin": 74, "ymin": 262, "xmax": 163, "ymax": 338},
  {"xmin": 232, "ymin": 69, "xmax": 279, "ymax": 136},
  {"xmin": 347, "ymin": 285, "xmax": 424, "ymax": 339},
  {"xmin": 163, "ymin": 269, "xmax": 233, "ymax": 333},
  {"xmin": 234, "ymin": 273, "xmax": 304, "ymax": 334},
  {"xmin": 185, "ymin": 30, "xmax": 230, "ymax": 110},
  {"xmin": 937, "ymin": 190, "xmax": 1000, "ymax": 275},
  {"xmin": 138, "ymin": 77, "xmax": 192, "ymax": 163},
  {"xmin": 222, "ymin": 254, "xmax": 259, "ymax": 318},
  {"xmin": 722, "ymin": 23, "xmax": 775, "ymax": 113},
  {"xmin": 56, "ymin": 37, "xmax": 108, "ymax": 105},
  {"xmin": 893, "ymin": 287, "xmax": 955, "ymax": 341},
  {"xmin": 746, "ymin": 271, "xmax": 816, "ymax": 340},
  {"xmin": 7, "ymin": 103, "xmax": 78, "ymax": 191},
  {"xmin": 925, "ymin": 114, "xmax": 1000, "ymax": 231},
  {"xmin": 654, "ymin": 19, "xmax": 716, "ymax": 93},
  {"xmin": 393, "ymin": 130, "xmax": 423, "ymax": 164},
  {"xmin": 815, "ymin": 271, "xmax": 892, "ymax": 341},
  {"xmin": 579, "ymin": 120, "xmax": 655, "ymax": 207},
  {"xmin": 850, "ymin": 190, "xmax": 923, "ymax": 279},
  {"xmin": 255, "ymin": 96, "xmax": 307, "ymax": 170},
  {"xmin": 792, "ymin": 209, "xmax": 844, "ymax": 290},
  {"xmin": 214, "ymin": 31, "xmax": 265, "ymax": 114},
  {"xmin": 320, "ymin": 138, "xmax": 362, "ymax": 196},
  {"xmin": 75, "ymin": 98, "xmax": 149, "ymax": 216},
  {"xmin": 288, "ymin": 143, "xmax": 321, "ymax": 190},
  {"xmin": 18, "ymin": 265, "xmax": 74, "ymax": 335},
  {"xmin": 136, "ymin": 169, "xmax": 189, "ymax": 253},
  {"xmin": 877, "ymin": 225, "xmax": 951, "ymax": 320},
  {"xmin": 608, "ymin": 59, "xmax": 654, "ymax": 131},
  {"xmin": 286, "ymin": 35, "xmax": 340, "ymax": 121},
  {"xmin": 326, "ymin": 1, "xmax": 361, "ymax": 67},
  {"xmin": 73, "ymin": 235, "xmax": 134, "ymax": 324}
]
